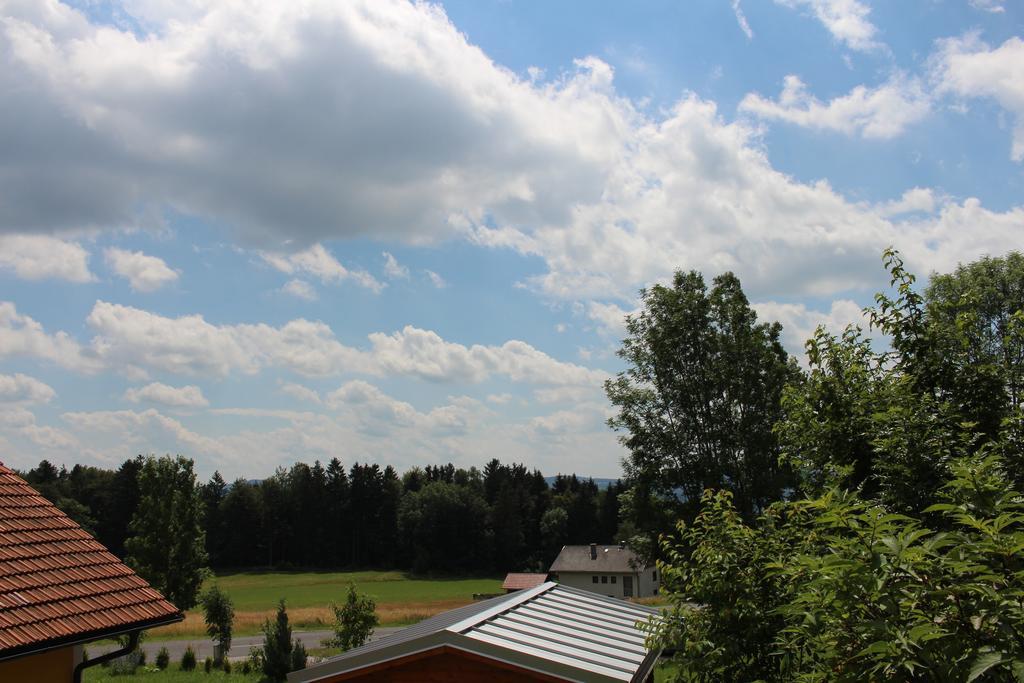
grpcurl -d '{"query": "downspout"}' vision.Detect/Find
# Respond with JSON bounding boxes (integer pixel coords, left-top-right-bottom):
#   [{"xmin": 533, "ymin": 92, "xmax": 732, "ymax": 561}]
[{"xmin": 72, "ymin": 631, "xmax": 140, "ymax": 683}]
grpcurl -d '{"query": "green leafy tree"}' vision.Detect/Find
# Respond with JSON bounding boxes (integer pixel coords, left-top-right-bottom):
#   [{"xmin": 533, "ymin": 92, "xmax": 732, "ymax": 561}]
[
  {"xmin": 325, "ymin": 584, "xmax": 379, "ymax": 651},
  {"xmin": 124, "ymin": 455, "xmax": 207, "ymax": 609},
  {"xmin": 200, "ymin": 584, "xmax": 234, "ymax": 665},
  {"xmin": 607, "ymin": 270, "xmax": 799, "ymax": 553}
]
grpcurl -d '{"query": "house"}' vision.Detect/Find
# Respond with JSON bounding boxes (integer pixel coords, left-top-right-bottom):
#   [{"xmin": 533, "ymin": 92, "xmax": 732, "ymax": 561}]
[
  {"xmin": 501, "ymin": 572, "xmax": 548, "ymax": 593},
  {"xmin": 549, "ymin": 543, "xmax": 659, "ymax": 599},
  {"xmin": 0, "ymin": 462, "xmax": 183, "ymax": 682},
  {"xmin": 290, "ymin": 581, "xmax": 661, "ymax": 682}
]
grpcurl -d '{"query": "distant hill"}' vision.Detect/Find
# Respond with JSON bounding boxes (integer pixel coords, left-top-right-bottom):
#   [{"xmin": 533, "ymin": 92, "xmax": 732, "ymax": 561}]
[{"xmin": 544, "ymin": 476, "xmax": 621, "ymax": 490}]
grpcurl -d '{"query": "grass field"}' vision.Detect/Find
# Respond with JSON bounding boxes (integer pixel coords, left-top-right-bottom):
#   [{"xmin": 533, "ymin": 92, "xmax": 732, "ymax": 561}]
[
  {"xmin": 149, "ymin": 570, "xmax": 502, "ymax": 639},
  {"xmin": 83, "ymin": 666, "xmax": 261, "ymax": 681}
]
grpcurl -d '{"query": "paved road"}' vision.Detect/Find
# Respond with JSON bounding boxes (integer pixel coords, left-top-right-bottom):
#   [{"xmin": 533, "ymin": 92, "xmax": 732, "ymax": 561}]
[{"xmin": 90, "ymin": 627, "xmax": 402, "ymax": 663}]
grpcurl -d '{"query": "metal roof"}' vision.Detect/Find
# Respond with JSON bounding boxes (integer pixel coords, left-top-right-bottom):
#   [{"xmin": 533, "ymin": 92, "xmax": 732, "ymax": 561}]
[
  {"xmin": 549, "ymin": 544, "xmax": 647, "ymax": 573},
  {"xmin": 292, "ymin": 582, "xmax": 661, "ymax": 683}
]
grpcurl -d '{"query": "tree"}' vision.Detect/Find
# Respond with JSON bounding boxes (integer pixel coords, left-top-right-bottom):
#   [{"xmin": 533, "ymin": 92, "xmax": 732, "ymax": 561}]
[
  {"xmin": 652, "ymin": 251, "xmax": 1024, "ymax": 681},
  {"xmin": 125, "ymin": 455, "xmax": 207, "ymax": 609},
  {"xmin": 260, "ymin": 600, "xmax": 305, "ymax": 682},
  {"xmin": 325, "ymin": 584, "xmax": 378, "ymax": 651},
  {"xmin": 200, "ymin": 584, "xmax": 234, "ymax": 666},
  {"xmin": 398, "ymin": 481, "xmax": 491, "ymax": 573},
  {"xmin": 607, "ymin": 270, "xmax": 798, "ymax": 553}
]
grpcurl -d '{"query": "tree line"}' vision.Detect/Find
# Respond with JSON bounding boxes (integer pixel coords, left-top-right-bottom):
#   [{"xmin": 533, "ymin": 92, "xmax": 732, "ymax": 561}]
[{"xmin": 19, "ymin": 456, "xmax": 627, "ymax": 592}]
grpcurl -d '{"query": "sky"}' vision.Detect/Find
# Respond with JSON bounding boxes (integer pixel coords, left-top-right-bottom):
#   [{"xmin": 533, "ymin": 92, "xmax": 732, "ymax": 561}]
[{"xmin": 0, "ymin": 0, "xmax": 1022, "ymax": 481}]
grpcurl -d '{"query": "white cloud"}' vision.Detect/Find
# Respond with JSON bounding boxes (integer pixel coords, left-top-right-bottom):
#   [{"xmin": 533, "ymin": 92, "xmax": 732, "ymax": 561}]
[
  {"xmin": 123, "ymin": 382, "xmax": 208, "ymax": 408},
  {"xmin": 325, "ymin": 380, "xmax": 475, "ymax": 436},
  {"xmin": 731, "ymin": 0, "xmax": 754, "ymax": 39},
  {"xmin": 80, "ymin": 300, "xmax": 605, "ymax": 386},
  {"xmin": 282, "ymin": 278, "xmax": 317, "ymax": 301},
  {"xmin": 0, "ymin": 0, "xmax": 620, "ymax": 244},
  {"xmin": 382, "ymin": 252, "xmax": 409, "ymax": 280},
  {"xmin": 0, "ymin": 302, "xmax": 103, "ymax": 373},
  {"xmin": 877, "ymin": 187, "xmax": 936, "ymax": 217},
  {"xmin": 1, "ymin": 0, "xmax": 1018, "ymax": 321},
  {"xmin": 424, "ymin": 270, "xmax": 447, "ymax": 289},
  {"xmin": 774, "ymin": 0, "xmax": 882, "ymax": 52},
  {"xmin": 0, "ymin": 235, "xmax": 94, "ymax": 282},
  {"xmin": 367, "ymin": 326, "xmax": 608, "ymax": 386},
  {"xmin": 104, "ymin": 247, "xmax": 179, "ymax": 292},
  {"xmin": 0, "ymin": 373, "xmax": 56, "ymax": 404},
  {"xmin": 279, "ymin": 381, "xmax": 322, "ymax": 404},
  {"xmin": 262, "ymin": 245, "xmax": 382, "ymax": 292},
  {"xmin": 63, "ymin": 408, "xmax": 231, "ymax": 460},
  {"xmin": 753, "ymin": 298, "xmax": 868, "ymax": 357},
  {"xmin": 485, "ymin": 393, "xmax": 513, "ymax": 405},
  {"xmin": 969, "ymin": 0, "xmax": 1004, "ymax": 12},
  {"xmin": 740, "ymin": 73, "xmax": 930, "ymax": 139},
  {"xmin": 933, "ymin": 35, "xmax": 1024, "ymax": 161}
]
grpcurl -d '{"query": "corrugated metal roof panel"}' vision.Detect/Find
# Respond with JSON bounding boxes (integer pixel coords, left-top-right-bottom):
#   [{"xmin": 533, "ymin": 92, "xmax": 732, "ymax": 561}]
[{"xmin": 296, "ymin": 581, "xmax": 661, "ymax": 683}]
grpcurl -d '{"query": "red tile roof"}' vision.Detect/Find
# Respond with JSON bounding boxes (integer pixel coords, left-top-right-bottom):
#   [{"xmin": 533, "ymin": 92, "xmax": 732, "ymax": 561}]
[
  {"xmin": 501, "ymin": 572, "xmax": 548, "ymax": 591},
  {"xmin": 0, "ymin": 463, "xmax": 182, "ymax": 659}
]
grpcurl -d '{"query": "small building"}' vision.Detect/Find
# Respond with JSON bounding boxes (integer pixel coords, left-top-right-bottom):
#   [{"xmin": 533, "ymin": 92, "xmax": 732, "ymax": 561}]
[
  {"xmin": 0, "ymin": 462, "xmax": 183, "ymax": 682},
  {"xmin": 549, "ymin": 543, "xmax": 659, "ymax": 599},
  {"xmin": 501, "ymin": 572, "xmax": 548, "ymax": 593},
  {"xmin": 290, "ymin": 581, "xmax": 661, "ymax": 682}
]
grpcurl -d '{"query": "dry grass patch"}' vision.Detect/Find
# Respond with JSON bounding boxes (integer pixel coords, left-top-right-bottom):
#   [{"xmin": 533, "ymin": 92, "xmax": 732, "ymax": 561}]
[{"xmin": 148, "ymin": 599, "xmax": 474, "ymax": 639}]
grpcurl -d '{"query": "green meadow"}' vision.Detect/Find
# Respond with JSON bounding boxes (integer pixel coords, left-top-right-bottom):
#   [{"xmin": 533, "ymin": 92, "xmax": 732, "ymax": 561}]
[{"xmin": 152, "ymin": 570, "xmax": 502, "ymax": 638}]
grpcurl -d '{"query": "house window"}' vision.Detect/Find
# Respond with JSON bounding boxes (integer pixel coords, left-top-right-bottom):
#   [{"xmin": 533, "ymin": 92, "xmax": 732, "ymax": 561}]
[
  {"xmin": 592, "ymin": 576, "xmax": 598, "ymax": 583},
  {"xmin": 611, "ymin": 576, "xmax": 617, "ymax": 584},
  {"xmin": 653, "ymin": 570, "xmax": 658, "ymax": 581},
  {"xmin": 601, "ymin": 576, "xmax": 608, "ymax": 584}
]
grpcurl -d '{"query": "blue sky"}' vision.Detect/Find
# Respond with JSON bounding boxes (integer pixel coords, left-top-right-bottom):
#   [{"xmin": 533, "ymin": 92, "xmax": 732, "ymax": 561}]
[{"xmin": 0, "ymin": 0, "xmax": 1022, "ymax": 480}]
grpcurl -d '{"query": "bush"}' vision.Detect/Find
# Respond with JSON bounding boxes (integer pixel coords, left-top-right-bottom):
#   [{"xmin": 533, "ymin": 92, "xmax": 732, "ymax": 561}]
[
  {"xmin": 260, "ymin": 599, "xmax": 307, "ymax": 682},
  {"xmin": 291, "ymin": 641, "xmax": 307, "ymax": 672},
  {"xmin": 324, "ymin": 585, "xmax": 379, "ymax": 651},
  {"xmin": 181, "ymin": 645, "xmax": 197, "ymax": 672},
  {"xmin": 223, "ymin": 659, "xmax": 232, "ymax": 674},
  {"xmin": 653, "ymin": 454, "xmax": 1024, "ymax": 681},
  {"xmin": 201, "ymin": 583, "xmax": 234, "ymax": 665},
  {"xmin": 241, "ymin": 660, "xmax": 251, "ymax": 675},
  {"xmin": 155, "ymin": 646, "xmax": 169, "ymax": 670},
  {"xmin": 204, "ymin": 656, "xmax": 213, "ymax": 673}
]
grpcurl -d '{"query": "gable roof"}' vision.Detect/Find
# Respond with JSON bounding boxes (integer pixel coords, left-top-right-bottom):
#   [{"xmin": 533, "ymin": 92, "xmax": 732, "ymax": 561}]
[
  {"xmin": 502, "ymin": 572, "xmax": 548, "ymax": 591},
  {"xmin": 292, "ymin": 581, "xmax": 662, "ymax": 683},
  {"xmin": 549, "ymin": 545, "xmax": 647, "ymax": 573},
  {"xmin": 0, "ymin": 463, "xmax": 182, "ymax": 661}
]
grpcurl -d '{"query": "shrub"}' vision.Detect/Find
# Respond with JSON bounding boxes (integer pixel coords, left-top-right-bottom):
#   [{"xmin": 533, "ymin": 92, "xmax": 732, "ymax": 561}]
[
  {"xmin": 260, "ymin": 599, "xmax": 307, "ymax": 681},
  {"xmin": 653, "ymin": 454, "xmax": 1024, "ymax": 681},
  {"xmin": 204, "ymin": 656, "xmax": 213, "ymax": 673},
  {"xmin": 155, "ymin": 646, "xmax": 169, "ymax": 670},
  {"xmin": 223, "ymin": 659, "xmax": 232, "ymax": 674},
  {"xmin": 200, "ymin": 584, "xmax": 234, "ymax": 665},
  {"xmin": 324, "ymin": 584, "xmax": 379, "ymax": 651},
  {"xmin": 181, "ymin": 645, "xmax": 197, "ymax": 672}
]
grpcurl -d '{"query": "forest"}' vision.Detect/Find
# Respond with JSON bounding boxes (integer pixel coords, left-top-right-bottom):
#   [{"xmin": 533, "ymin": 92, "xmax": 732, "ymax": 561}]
[{"xmin": 18, "ymin": 457, "xmax": 626, "ymax": 577}]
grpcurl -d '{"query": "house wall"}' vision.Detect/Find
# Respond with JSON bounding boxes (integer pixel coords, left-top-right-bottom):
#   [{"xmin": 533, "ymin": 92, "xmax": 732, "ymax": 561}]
[
  {"xmin": 554, "ymin": 570, "xmax": 659, "ymax": 598},
  {"xmin": 0, "ymin": 645, "xmax": 74, "ymax": 683}
]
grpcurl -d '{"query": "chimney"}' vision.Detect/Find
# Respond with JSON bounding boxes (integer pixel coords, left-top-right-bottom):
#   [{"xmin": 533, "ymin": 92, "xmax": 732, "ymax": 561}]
[{"xmin": 590, "ymin": 543, "xmax": 597, "ymax": 560}]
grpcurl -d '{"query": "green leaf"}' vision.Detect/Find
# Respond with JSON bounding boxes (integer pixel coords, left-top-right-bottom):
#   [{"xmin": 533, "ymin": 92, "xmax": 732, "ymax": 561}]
[{"xmin": 968, "ymin": 652, "xmax": 1006, "ymax": 682}]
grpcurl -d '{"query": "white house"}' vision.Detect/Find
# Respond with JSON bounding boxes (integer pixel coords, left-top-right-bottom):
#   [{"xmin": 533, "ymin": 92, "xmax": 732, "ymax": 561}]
[{"xmin": 549, "ymin": 543, "xmax": 659, "ymax": 599}]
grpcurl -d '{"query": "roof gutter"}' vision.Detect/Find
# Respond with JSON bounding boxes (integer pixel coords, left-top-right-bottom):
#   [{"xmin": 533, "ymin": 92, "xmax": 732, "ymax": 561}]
[
  {"xmin": 73, "ymin": 630, "xmax": 139, "ymax": 683},
  {"xmin": 0, "ymin": 612, "xmax": 183, "ymax": 665}
]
